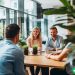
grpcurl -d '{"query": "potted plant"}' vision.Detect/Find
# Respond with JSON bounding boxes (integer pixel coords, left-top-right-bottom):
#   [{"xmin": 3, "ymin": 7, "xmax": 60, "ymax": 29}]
[
  {"xmin": 23, "ymin": 45, "xmax": 29, "ymax": 55},
  {"xmin": 32, "ymin": 45, "xmax": 38, "ymax": 55},
  {"xmin": 18, "ymin": 38, "xmax": 27, "ymax": 48}
]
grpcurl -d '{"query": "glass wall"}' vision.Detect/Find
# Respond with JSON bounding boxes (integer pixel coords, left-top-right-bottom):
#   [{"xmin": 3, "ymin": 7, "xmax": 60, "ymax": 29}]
[
  {"xmin": 24, "ymin": 0, "xmax": 37, "ymax": 38},
  {"xmin": 0, "ymin": 0, "xmax": 18, "ymax": 10},
  {"xmin": 0, "ymin": 0, "xmax": 37, "ymax": 39},
  {"xmin": 0, "ymin": 0, "xmax": 50, "ymax": 42},
  {"xmin": 0, "ymin": 7, "xmax": 6, "ymax": 38},
  {"xmin": 0, "ymin": 0, "xmax": 68, "ymax": 48}
]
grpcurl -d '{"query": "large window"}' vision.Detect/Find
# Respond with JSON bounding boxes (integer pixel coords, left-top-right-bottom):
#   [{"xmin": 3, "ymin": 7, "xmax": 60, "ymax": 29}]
[
  {"xmin": 24, "ymin": 0, "xmax": 37, "ymax": 38},
  {"xmin": 10, "ymin": 10, "xmax": 14, "ymax": 24},
  {"xmin": 0, "ymin": 7, "xmax": 6, "ymax": 38},
  {"xmin": 0, "ymin": 0, "xmax": 37, "ymax": 39},
  {"xmin": 0, "ymin": 0, "xmax": 18, "ymax": 10},
  {"xmin": 24, "ymin": 0, "xmax": 34, "ymax": 14}
]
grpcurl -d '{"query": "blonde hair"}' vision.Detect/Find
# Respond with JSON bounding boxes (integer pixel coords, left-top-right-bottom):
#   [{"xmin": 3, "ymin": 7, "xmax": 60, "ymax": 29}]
[
  {"xmin": 31, "ymin": 27, "xmax": 41, "ymax": 39},
  {"xmin": 27, "ymin": 27, "xmax": 42, "ymax": 47}
]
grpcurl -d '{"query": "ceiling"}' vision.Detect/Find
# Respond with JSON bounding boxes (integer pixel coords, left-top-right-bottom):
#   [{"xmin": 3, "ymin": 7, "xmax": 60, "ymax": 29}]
[{"xmin": 34, "ymin": 0, "xmax": 64, "ymax": 9}]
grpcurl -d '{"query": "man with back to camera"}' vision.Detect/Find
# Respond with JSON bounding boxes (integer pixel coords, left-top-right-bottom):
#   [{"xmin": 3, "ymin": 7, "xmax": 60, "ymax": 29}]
[
  {"xmin": 46, "ymin": 26, "xmax": 64, "ymax": 54},
  {"xmin": 0, "ymin": 24, "xmax": 25, "ymax": 75}
]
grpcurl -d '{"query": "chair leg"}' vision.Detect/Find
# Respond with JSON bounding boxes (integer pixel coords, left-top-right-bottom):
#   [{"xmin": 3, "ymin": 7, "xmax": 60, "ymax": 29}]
[{"xmin": 25, "ymin": 69, "xmax": 29, "ymax": 75}]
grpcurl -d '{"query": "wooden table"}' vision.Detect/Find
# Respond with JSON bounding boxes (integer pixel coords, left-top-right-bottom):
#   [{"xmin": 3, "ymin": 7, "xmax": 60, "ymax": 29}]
[{"xmin": 24, "ymin": 55, "xmax": 66, "ymax": 68}]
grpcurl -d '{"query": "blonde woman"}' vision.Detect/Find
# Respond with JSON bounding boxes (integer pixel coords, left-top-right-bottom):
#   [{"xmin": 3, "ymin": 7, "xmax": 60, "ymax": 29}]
[
  {"xmin": 27, "ymin": 27, "xmax": 42, "ymax": 53},
  {"xmin": 26, "ymin": 27, "xmax": 42, "ymax": 75}
]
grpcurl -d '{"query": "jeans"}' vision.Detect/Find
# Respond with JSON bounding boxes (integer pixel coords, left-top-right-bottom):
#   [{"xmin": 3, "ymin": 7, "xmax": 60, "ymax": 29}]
[{"xmin": 30, "ymin": 66, "xmax": 40, "ymax": 75}]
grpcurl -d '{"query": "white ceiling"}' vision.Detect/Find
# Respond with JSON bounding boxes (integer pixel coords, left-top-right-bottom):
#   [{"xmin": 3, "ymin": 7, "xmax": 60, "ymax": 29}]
[{"xmin": 35, "ymin": 0, "xmax": 64, "ymax": 9}]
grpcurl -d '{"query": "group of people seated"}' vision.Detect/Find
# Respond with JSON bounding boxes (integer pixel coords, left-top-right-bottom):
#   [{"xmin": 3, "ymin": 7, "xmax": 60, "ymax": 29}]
[
  {"xmin": 0, "ymin": 23, "xmax": 74, "ymax": 75},
  {"xmin": 25, "ymin": 26, "xmax": 74, "ymax": 75}
]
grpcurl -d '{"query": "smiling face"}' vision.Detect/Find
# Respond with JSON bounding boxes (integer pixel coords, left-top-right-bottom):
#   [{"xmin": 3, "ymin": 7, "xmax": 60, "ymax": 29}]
[
  {"xmin": 32, "ymin": 28, "xmax": 40, "ymax": 39},
  {"xmin": 50, "ymin": 28, "xmax": 58, "ymax": 38}
]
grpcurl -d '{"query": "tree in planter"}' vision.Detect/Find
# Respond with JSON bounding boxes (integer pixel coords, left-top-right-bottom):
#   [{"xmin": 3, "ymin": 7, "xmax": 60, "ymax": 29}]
[
  {"xmin": 23, "ymin": 45, "xmax": 29, "ymax": 55},
  {"xmin": 32, "ymin": 45, "xmax": 38, "ymax": 55}
]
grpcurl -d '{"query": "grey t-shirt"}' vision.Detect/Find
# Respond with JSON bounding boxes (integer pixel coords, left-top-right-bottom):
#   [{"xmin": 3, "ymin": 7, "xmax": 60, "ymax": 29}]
[
  {"xmin": 65, "ymin": 42, "xmax": 75, "ymax": 75},
  {"xmin": 65, "ymin": 42, "xmax": 75, "ymax": 64}
]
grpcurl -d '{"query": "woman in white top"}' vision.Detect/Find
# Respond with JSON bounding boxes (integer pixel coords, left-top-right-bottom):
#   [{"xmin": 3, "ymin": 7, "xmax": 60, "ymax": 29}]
[
  {"xmin": 26, "ymin": 27, "xmax": 49, "ymax": 75},
  {"xmin": 26, "ymin": 27, "xmax": 42, "ymax": 53},
  {"xmin": 26, "ymin": 27, "xmax": 42, "ymax": 75}
]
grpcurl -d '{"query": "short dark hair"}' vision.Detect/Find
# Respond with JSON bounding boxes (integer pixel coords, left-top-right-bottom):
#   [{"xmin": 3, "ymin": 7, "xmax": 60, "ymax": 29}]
[
  {"xmin": 5, "ymin": 24, "xmax": 20, "ymax": 38},
  {"xmin": 50, "ymin": 26, "xmax": 57, "ymax": 31}
]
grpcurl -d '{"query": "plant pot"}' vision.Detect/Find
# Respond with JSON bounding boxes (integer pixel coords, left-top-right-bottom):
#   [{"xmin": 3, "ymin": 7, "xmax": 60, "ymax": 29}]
[
  {"xmin": 24, "ymin": 48, "xmax": 29, "ymax": 55},
  {"xmin": 33, "ymin": 48, "xmax": 38, "ymax": 55}
]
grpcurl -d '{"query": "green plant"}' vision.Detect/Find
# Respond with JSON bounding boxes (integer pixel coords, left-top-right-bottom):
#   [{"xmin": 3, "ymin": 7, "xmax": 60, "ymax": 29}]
[
  {"xmin": 19, "ymin": 38, "xmax": 27, "ymax": 47},
  {"xmin": 43, "ymin": 0, "xmax": 75, "ymax": 32},
  {"xmin": 43, "ymin": 0, "xmax": 75, "ymax": 43},
  {"xmin": 23, "ymin": 45, "xmax": 28, "ymax": 49},
  {"xmin": 44, "ymin": 0, "xmax": 75, "ymax": 17},
  {"xmin": 32, "ymin": 45, "xmax": 38, "ymax": 55}
]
